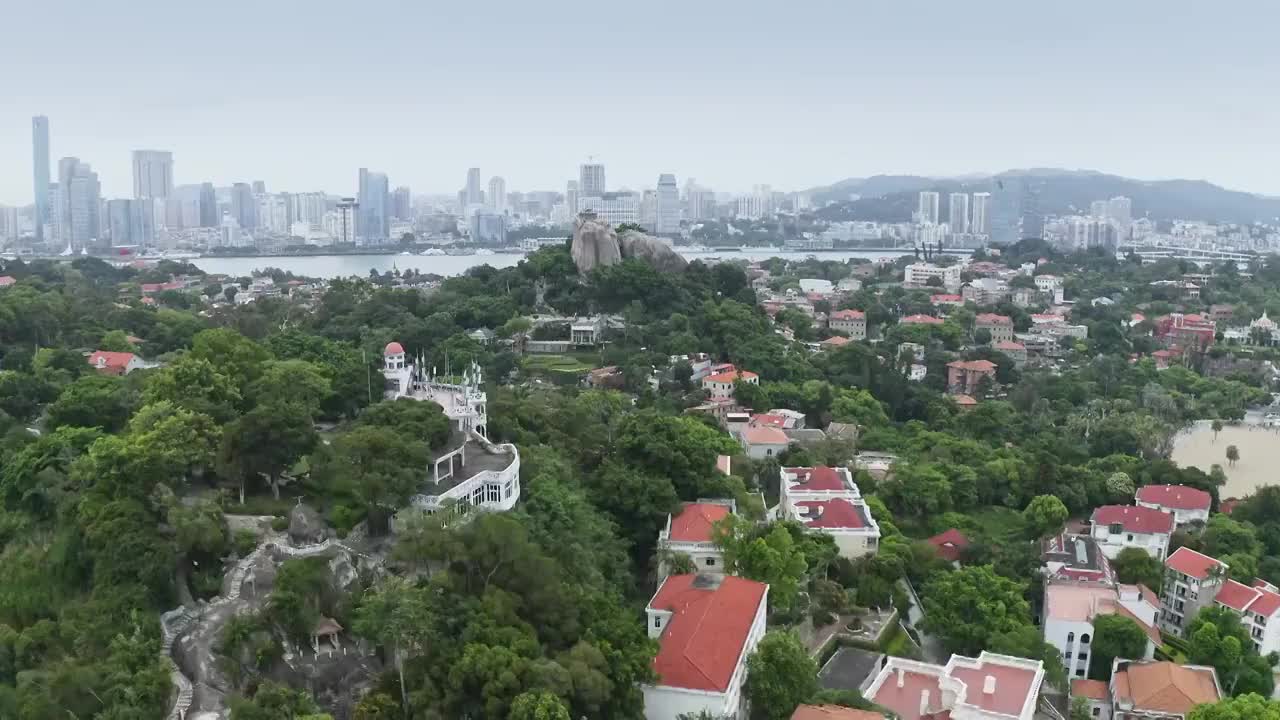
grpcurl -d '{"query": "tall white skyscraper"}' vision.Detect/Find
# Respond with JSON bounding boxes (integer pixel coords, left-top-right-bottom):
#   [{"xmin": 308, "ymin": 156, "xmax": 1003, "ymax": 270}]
[
  {"xmin": 465, "ymin": 168, "xmax": 483, "ymax": 206},
  {"xmin": 579, "ymin": 162, "xmax": 606, "ymax": 197},
  {"xmin": 970, "ymin": 192, "xmax": 991, "ymax": 235},
  {"xmin": 1107, "ymin": 196, "xmax": 1132, "ymax": 225},
  {"xmin": 32, "ymin": 116, "xmax": 50, "ymax": 242},
  {"xmin": 132, "ymin": 150, "xmax": 174, "ymax": 200},
  {"xmin": 566, "ymin": 180, "xmax": 580, "ymax": 216},
  {"xmin": 948, "ymin": 193, "xmax": 969, "ymax": 234},
  {"xmin": 488, "ymin": 177, "xmax": 507, "ymax": 214},
  {"xmin": 917, "ymin": 191, "xmax": 940, "ymax": 225},
  {"xmin": 66, "ymin": 161, "xmax": 101, "ymax": 249},
  {"xmin": 655, "ymin": 173, "xmax": 680, "ymax": 234},
  {"xmin": 358, "ymin": 168, "xmax": 390, "ymax": 242}
]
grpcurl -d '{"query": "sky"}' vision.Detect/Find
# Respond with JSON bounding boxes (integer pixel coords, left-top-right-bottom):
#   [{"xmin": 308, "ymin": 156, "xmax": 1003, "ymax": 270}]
[{"xmin": 2, "ymin": 1, "xmax": 1279, "ymax": 203}]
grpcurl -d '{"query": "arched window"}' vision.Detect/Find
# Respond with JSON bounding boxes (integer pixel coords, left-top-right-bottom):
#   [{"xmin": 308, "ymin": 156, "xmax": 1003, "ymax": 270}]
[
  {"xmin": 1081, "ymin": 633, "xmax": 1091, "ymax": 644},
  {"xmin": 1067, "ymin": 632, "xmax": 1075, "ymax": 643}
]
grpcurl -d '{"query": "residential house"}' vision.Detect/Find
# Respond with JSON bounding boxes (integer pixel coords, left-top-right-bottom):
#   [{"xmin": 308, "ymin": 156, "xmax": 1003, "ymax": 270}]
[
  {"xmin": 1034, "ymin": 275, "xmax": 1062, "ymax": 293},
  {"xmin": 829, "ymin": 309, "xmax": 867, "ymax": 340},
  {"xmin": 702, "ymin": 367, "xmax": 759, "ymax": 400},
  {"xmin": 1089, "ymin": 505, "xmax": 1173, "ymax": 560},
  {"xmin": 836, "ymin": 277, "xmax": 863, "ymax": 293},
  {"xmin": 908, "ymin": 364, "xmax": 927, "ymax": 382},
  {"xmin": 1105, "ymin": 660, "xmax": 1221, "ymax": 720},
  {"xmin": 571, "ymin": 316, "xmax": 606, "ymax": 345},
  {"xmin": 657, "ymin": 501, "xmax": 734, "ymax": 578},
  {"xmin": 1208, "ymin": 304, "xmax": 1235, "ymax": 323},
  {"xmin": 737, "ymin": 422, "xmax": 789, "ymax": 460},
  {"xmin": 1042, "ymin": 533, "xmax": 1114, "ymax": 584},
  {"xmin": 1212, "ymin": 578, "xmax": 1280, "ymax": 656},
  {"xmin": 927, "ymin": 528, "xmax": 969, "ymax": 565},
  {"xmin": 953, "ymin": 394, "xmax": 979, "ymax": 411},
  {"xmin": 946, "ymin": 359, "xmax": 997, "ymax": 395},
  {"xmin": 1153, "ymin": 313, "xmax": 1215, "ymax": 350},
  {"xmin": 930, "ymin": 293, "xmax": 963, "ymax": 308},
  {"xmin": 1134, "ymin": 485, "xmax": 1211, "ymax": 526},
  {"xmin": 994, "ymin": 340, "xmax": 1027, "ymax": 367},
  {"xmin": 975, "ymin": 313, "xmax": 1015, "ymax": 343},
  {"xmin": 1159, "ymin": 547, "xmax": 1227, "ymax": 637},
  {"xmin": 962, "ymin": 278, "xmax": 1010, "ymax": 305},
  {"xmin": 1043, "ymin": 583, "xmax": 1159, "ymax": 680},
  {"xmin": 1069, "ymin": 679, "xmax": 1111, "ymax": 720},
  {"xmin": 779, "ymin": 466, "xmax": 880, "ymax": 559},
  {"xmin": 903, "ymin": 262, "xmax": 961, "ymax": 292},
  {"xmin": 865, "ymin": 653, "xmax": 1045, "ymax": 720},
  {"xmin": 86, "ymin": 350, "xmax": 146, "ymax": 376},
  {"xmin": 643, "ymin": 574, "xmax": 768, "ymax": 720},
  {"xmin": 899, "ymin": 314, "xmax": 944, "ymax": 327},
  {"xmin": 821, "ymin": 336, "xmax": 852, "ymax": 351}
]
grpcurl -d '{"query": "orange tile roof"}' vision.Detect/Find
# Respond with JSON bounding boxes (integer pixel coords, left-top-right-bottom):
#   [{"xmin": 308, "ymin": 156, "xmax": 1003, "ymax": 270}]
[
  {"xmin": 669, "ymin": 503, "xmax": 731, "ymax": 543},
  {"xmin": 648, "ymin": 575, "xmax": 768, "ymax": 692},
  {"xmin": 1165, "ymin": 546, "xmax": 1226, "ymax": 580},
  {"xmin": 1136, "ymin": 484, "xmax": 1211, "ymax": 511},
  {"xmin": 1112, "ymin": 661, "xmax": 1220, "ymax": 714},
  {"xmin": 1071, "ymin": 678, "xmax": 1109, "ymax": 701},
  {"xmin": 705, "ymin": 369, "xmax": 758, "ymax": 384},
  {"xmin": 791, "ymin": 706, "xmax": 885, "ymax": 720}
]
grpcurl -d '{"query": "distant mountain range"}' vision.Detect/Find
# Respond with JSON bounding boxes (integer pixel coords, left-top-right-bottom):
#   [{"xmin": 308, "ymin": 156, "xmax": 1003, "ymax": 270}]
[{"xmin": 809, "ymin": 169, "xmax": 1280, "ymax": 226}]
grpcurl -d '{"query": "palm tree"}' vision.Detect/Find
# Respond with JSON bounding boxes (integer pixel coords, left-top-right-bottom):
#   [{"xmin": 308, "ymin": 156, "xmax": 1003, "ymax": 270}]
[
  {"xmin": 1226, "ymin": 444, "xmax": 1240, "ymax": 467},
  {"xmin": 1212, "ymin": 419, "xmax": 1224, "ymax": 442}
]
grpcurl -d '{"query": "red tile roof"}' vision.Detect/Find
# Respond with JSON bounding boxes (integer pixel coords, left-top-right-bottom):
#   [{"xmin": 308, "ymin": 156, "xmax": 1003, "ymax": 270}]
[
  {"xmin": 1136, "ymin": 485, "xmax": 1211, "ymax": 512},
  {"xmin": 1072, "ymin": 678, "xmax": 1109, "ymax": 701},
  {"xmin": 930, "ymin": 294, "xmax": 962, "ymax": 303},
  {"xmin": 822, "ymin": 336, "xmax": 852, "ymax": 347},
  {"xmin": 927, "ymin": 529, "xmax": 970, "ymax": 563},
  {"xmin": 952, "ymin": 394, "xmax": 978, "ymax": 406},
  {"xmin": 947, "ymin": 660, "xmax": 1040, "ymax": 717},
  {"xmin": 795, "ymin": 498, "xmax": 869, "ymax": 529},
  {"xmin": 1091, "ymin": 505, "xmax": 1173, "ymax": 535},
  {"xmin": 976, "ymin": 313, "xmax": 1013, "ymax": 326},
  {"xmin": 384, "ymin": 341, "xmax": 405, "ymax": 355},
  {"xmin": 791, "ymin": 706, "xmax": 885, "ymax": 720},
  {"xmin": 786, "ymin": 466, "xmax": 846, "ymax": 492},
  {"xmin": 900, "ymin": 314, "xmax": 944, "ymax": 325},
  {"xmin": 1165, "ymin": 546, "xmax": 1225, "ymax": 580},
  {"xmin": 648, "ymin": 575, "xmax": 768, "ymax": 692},
  {"xmin": 669, "ymin": 503, "xmax": 731, "ymax": 543},
  {"xmin": 994, "ymin": 340, "xmax": 1025, "ymax": 351},
  {"xmin": 1215, "ymin": 579, "xmax": 1259, "ymax": 612},
  {"xmin": 830, "ymin": 309, "xmax": 865, "ymax": 320},
  {"xmin": 87, "ymin": 351, "xmax": 137, "ymax": 375},
  {"xmin": 0, "ymin": 276, "xmax": 16, "ymax": 287},
  {"xmin": 752, "ymin": 413, "xmax": 789, "ymax": 428},
  {"xmin": 946, "ymin": 359, "xmax": 998, "ymax": 372},
  {"xmin": 742, "ymin": 423, "xmax": 789, "ymax": 446},
  {"xmin": 1250, "ymin": 583, "xmax": 1280, "ymax": 617},
  {"xmin": 705, "ymin": 369, "xmax": 758, "ymax": 384}
]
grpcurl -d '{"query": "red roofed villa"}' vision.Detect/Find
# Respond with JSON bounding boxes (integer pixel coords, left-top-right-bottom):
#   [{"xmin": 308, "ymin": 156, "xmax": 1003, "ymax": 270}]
[
  {"xmin": 643, "ymin": 574, "xmax": 769, "ymax": 720},
  {"xmin": 866, "ymin": 652, "xmax": 1045, "ymax": 720},
  {"xmin": 1089, "ymin": 505, "xmax": 1174, "ymax": 560},
  {"xmin": 780, "ymin": 466, "xmax": 880, "ymax": 559},
  {"xmin": 828, "ymin": 309, "xmax": 867, "ymax": 340},
  {"xmin": 657, "ymin": 501, "xmax": 734, "ymax": 578},
  {"xmin": 930, "ymin": 293, "xmax": 963, "ymax": 307},
  {"xmin": 702, "ymin": 368, "xmax": 759, "ymax": 400},
  {"xmin": 927, "ymin": 528, "xmax": 970, "ymax": 564},
  {"xmin": 87, "ymin": 350, "xmax": 145, "ymax": 376},
  {"xmin": 946, "ymin": 359, "xmax": 997, "ymax": 395},
  {"xmin": 1135, "ymin": 484, "xmax": 1211, "ymax": 525},
  {"xmin": 1159, "ymin": 546, "xmax": 1280, "ymax": 654},
  {"xmin": 975, "ymin": 313, "xmax": 1015, "ymax": 343}
]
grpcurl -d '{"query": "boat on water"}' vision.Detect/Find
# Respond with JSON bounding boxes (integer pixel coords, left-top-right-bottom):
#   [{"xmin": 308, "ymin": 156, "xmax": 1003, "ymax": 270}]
[
  {"xmin": 420, "ymin": 248, "xmax": 446, "ymax": 256},
  {"xmin": 475, "ymin": 248, "xmax": 495, "ymax": 256}
]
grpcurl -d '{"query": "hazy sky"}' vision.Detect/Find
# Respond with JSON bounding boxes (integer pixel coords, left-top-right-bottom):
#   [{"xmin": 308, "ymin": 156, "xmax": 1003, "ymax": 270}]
[{"xmin": 3, "ymin": 1, "xmax": 1278, "ymax": 203}]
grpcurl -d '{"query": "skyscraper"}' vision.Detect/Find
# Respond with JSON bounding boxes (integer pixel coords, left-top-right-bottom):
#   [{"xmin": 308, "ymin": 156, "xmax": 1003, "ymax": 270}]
[
  {"xmin": 132, "ymin": 150, "xmax": 174, "ymax": 200},
  {"xmin": 199, "ymin": 183, "xmax": 218, "ymax": 227},
  {"xmin": 465, "ymin": 168, "xmax": 483, "ymax": 207},
  {"xmin": 252, "ymin": 180, "xmax": 267, "ymax": 194},
  {"xmin": 917, "ymin": 191, "xmax": 940, "ymax": 225},
  {"xmin": 1018, "ymin": 179, "xmax": 1043, "ymax": 239},
  {"xmin": 106, "ymin": 198, "xmax": 155, "ymax": 247},
  {"xmin": 970, "ymin": 192, "xmax": 991, "ymax": 235},
  {"xmin": 31, "ymin": 116, "xmax": 50, "ymax": 242},
  {"xmin": 231, "ymin": 183, "xmax": 257, "ymax": 231},
  {"xmin": 358, "ymin": 168, "xmax": 390, "ymax": 243},
  {"xmin": 391, "ymin": 186, "xmax": 412, "ymax": 221},
  {"xmin": 948, "ymin": 193, "xmax": 969, "ymax": 234},
  {"xmin": 566, "ymin": 180, "xmax": 580, "ymax": 216},
  {"xmin": 57, "ymin": 157, "xmax": 80, "ymax": 241},
  {"xmin": 488, "ymin": 177, "xmax": 507, "ymax": 214},
  {"xmin": 579, "ymin": 162, "xmax": 606, "ymax": 197},
  {"xmin": 655, "ymin": 173, "xmax": 680, "ymax": 234},
  {"xmin": 65, "ymin": 161, "xmax": 101, "ymax": 249}
]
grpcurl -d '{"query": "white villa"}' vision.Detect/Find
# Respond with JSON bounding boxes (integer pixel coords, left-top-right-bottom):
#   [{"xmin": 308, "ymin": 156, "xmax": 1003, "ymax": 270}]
[{"xmin": 382, "ymin": 342, "xmax": 520, "ymax": 525}]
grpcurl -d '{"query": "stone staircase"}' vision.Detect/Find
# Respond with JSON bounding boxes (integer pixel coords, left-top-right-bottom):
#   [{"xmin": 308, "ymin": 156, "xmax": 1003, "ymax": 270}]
[{"xmin": 159, "ymin": 535, "xmax": 347, "ymax": 720}]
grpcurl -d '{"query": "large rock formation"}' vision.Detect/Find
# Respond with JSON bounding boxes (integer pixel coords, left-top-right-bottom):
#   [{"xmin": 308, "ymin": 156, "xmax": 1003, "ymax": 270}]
[
  {"xmin": 571, "ymin": 211, "xmax": 687, "ymax": 274},
  {"xmin": 288, "ymin": 503, "xmax": 328, "ymax": 546}
]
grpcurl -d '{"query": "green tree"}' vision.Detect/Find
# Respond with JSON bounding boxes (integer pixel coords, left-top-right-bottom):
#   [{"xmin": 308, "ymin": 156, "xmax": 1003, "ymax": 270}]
[
  {"xmin": 312, "ymin": 425, "xmax": 428, "ymax": 533},
  {"xmin": 508, "ymin": 691, "xmax": 572, "ymax": 720},
  {"xmin": 1089, "ymin": 614, "xmax": 1149, "ymax": 680},
  {"xmin": 1189, "ymin": 694, "xmax": 1280, "ymax": 719},
  {"xmin": 217, "ymin": 402, "xmax": 318, "ymax": 502},
  {"xmin": 1212, "ymin": 419, "xmax": 1224, "ymax": 442},
  {"xmin": 248, "ymin": 359, "xmax": 331, "ymax": 416},
  {"xmin": 99, "ymin": 329, "xmax": 137, "ymax": 352},
  {"xmin": 1226, "ymin": 444, "xmax": 1240, "ymax": 467},
  {"xmin": 1022, "ymin": 495, "xmax": 1069, "ymax": 538},
  {"xmin": 745, "ymin": 631, "xmax": 818, "ymax": 720},
  {"xmin": 1112, "ymin": 547, "xmax": 1164, "ymax": 592},
  {"xmin": 1187, "ymin": 606, "xmax": 1275, "ymax": 697},
  {"xmin": 46, "ymin": 374, "xmax": 135, "ymax": 432},
  {"xmin": 922, "ymin": 565, "xmax": 1031, "ymax": 656},
  {"xmin": 229, "ymin": 681, "xmax": 329, "ymax": 720},
  {"xmin": 1069, "ymin": 696, "xmax": 1092, "ymax": 720},
  {"xmin": 143, "ymin": 356, "xmax": 243, "ymax": 423},
  {"xmin": 715, "ymin": 517, "xmax": 809, "ymax": 615}
]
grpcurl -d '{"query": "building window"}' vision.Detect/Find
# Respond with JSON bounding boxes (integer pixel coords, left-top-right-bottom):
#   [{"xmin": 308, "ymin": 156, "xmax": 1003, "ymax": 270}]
[
  {"xmin": 653, "ymin": 617, "xmax": 661, "ymax": 628},
  {"xmin": 1076, "ymin": 668, "xmax": 1085, "ymax": 677},
  {"xmin": 1127, "ymin": 534, "xmax": 1134, "ymax": 542},
  {"xmin": 1092, "ymin": 708, "xmax": 1100, "ymax": 717},
  {"xmin": 1067, "ymin": 632, "xmax": 1074, "ymax": 643},
  {"xmin": 705, "ymin": 557, "xmax": 716, "ymax": 566},
  {"xmin": 1081, "ymin": 633, "xmax": 1091, "ymax": 644}
]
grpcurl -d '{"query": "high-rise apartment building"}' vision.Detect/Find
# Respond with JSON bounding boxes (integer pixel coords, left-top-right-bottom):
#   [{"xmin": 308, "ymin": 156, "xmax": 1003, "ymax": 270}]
[
  {"xmin": 32, "ymin": 116, "xmax": 50, "ymax": 242},
  {"xmin": 106, "ymin": 198, "xmax": 155, "ymax": 247},
  {"xmin": 132, "ymin": 150, "xmax": 174, "ymax": 200},
  {"xmin": 685, "ymin": 183, "xmax": 715, "ymax": 221},
  {"xmin": 488, "ymin": 177, "xmax": 507, "ymax": 214},
  {"xmin": 970, "ymin": 192, "xmax": 991, "ymax": 235},
  {"xmin": 65, "ymin": 160, "xmax": 101, "ymax": 249},
  {"xmin": 292, "ymin": 192, "xmax": 329, "ymax": 228},
  {"xmin": 566, "ymin": 180, "xmax": 580, "ymax": 216},
  {"xmin": 948, "ymin": 193, "xmax": 969, "ymax": 234},
  {"xmin": 579, "ymin": 162, "xmax": 606, "ymax": 197},
  {"xmin": 1090, "ymin": 200, "xmax": 1109, "ymax": 219},
  {"xmin": 917, "ymin": 191, "xmax": 940, "ymax": 225},
  {"xmin": 655, "ymin": 173, "xmax": 680, "ymax": 234},
  {"xmin": 231, "ymin": 183, "xmax": 257, "ymax": 232},
  {"xmin": 464, "ymin": 168, "xmax": 483, "ymax": 207},
  {"xmin": 357, "ymin": 168, "xmax": 390, "ymax": 243},
  {"xmin": 578, "ymin": 192, "xmax": 639, "ymax": 226},
  {"xmin": 391, "ymin": 186, "xmax": 412, "ymax": 221}
]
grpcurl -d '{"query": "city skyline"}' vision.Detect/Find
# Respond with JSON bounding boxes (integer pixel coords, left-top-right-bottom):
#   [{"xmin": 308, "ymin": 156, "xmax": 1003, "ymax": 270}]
[{"xmin": 3, "ymin": 2, "xmax": 1279, "ymax": 203}]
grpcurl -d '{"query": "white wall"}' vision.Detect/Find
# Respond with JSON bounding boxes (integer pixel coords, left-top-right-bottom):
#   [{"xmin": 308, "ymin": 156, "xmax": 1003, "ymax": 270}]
[
  {"xmin": 1091, "ymin": 524, "xmax": 1169, "ymax": 560},
  {"xmin": 1044, "ymin": 616, "xmax": 1096, "ymax": 680}
]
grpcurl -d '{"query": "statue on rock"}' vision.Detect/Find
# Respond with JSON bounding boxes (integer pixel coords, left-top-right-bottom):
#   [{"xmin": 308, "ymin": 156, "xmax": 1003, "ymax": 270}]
[{"xmin": 571, "ymin": 211, "xmax": 687, "ymax": 275}]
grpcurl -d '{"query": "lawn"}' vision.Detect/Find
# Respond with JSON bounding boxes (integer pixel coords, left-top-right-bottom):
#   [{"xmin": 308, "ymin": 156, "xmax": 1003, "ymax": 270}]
[{"xmin": 520, "ymin": 353, "xmax": 598, "ymax": 378}]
